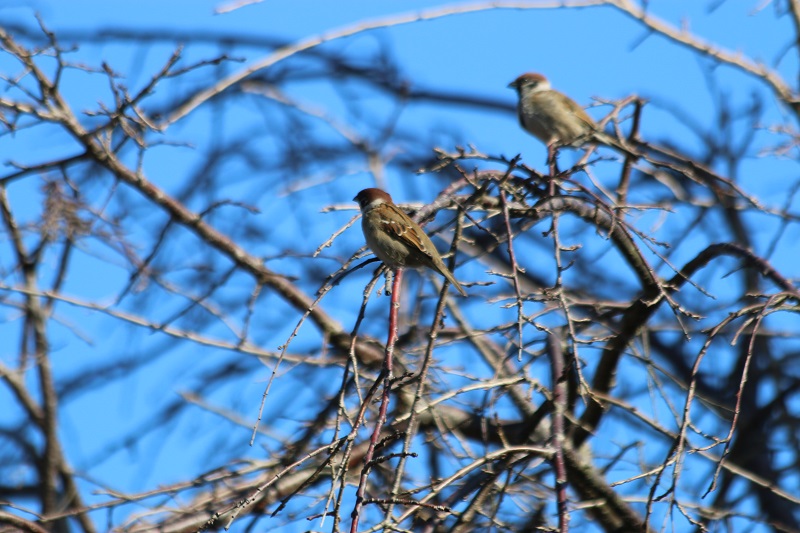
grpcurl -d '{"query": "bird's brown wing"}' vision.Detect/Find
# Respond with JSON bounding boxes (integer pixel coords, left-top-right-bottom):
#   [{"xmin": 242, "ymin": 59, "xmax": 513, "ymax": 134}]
[
  {"xmin": 557, "ymin": 91, "xmax": 636, "ymax": 155},
  {"xmin": 556, "ymin": 91, "xmax": 599, "ymax": 132},
  {"xmin": 380, "ymin": 203, "xmax": 467, "ymax": 296},
  {"xmin": 379, "ymin": 203, "xmax": 435, "ymax": 259}
]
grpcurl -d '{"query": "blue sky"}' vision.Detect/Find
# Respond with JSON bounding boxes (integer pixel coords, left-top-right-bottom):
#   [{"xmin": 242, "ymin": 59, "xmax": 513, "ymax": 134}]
[{"xmin": 1, "ymin": 1, "xmax": 798, "ymax": 531}]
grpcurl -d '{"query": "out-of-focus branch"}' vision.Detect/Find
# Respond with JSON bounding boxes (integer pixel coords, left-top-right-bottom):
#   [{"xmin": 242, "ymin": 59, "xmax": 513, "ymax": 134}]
[
  {"xmin": 0, "ymin": 29, "xmax": 388, "ymax": 370},
  {"xmin": 575, "ymin": 242, "xmax": 799, "ymax": 447},
  {"xmin": 0, "ymin": 512, "xmax": 50, "ymax": 533},
  {"xmin": 607, "ymin": 0, "xmax": 800, "ymax": 115}
]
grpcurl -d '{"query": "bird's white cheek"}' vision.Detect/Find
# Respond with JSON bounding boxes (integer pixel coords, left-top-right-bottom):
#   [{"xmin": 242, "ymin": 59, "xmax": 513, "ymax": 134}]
[{"xmin": 362, "ymin": 199, "xmax": 385, "ymax": 212}]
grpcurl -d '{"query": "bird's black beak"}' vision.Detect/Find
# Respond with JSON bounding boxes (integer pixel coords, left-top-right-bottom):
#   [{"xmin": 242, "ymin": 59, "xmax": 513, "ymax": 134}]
[{"xmin": 507, "ymin": 81, "xmax": 517, "ymax": 90}]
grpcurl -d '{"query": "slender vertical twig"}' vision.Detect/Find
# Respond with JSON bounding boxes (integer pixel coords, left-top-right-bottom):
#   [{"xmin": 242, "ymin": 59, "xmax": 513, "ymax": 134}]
[{"xmin": 350, "ymin": 269, "xmax": 402, "ymax": 532}]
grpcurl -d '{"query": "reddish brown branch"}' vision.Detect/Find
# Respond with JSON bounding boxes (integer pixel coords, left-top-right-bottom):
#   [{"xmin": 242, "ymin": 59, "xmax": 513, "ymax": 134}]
[{"xmin": 350, "ymin": 269, "xmax": 402, "ymax": 532}]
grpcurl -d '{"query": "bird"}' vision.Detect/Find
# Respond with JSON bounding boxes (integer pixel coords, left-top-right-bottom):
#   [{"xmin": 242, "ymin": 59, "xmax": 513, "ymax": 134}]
[
  {"xmin": 353, "ymin": 188, "xmax": 467, "ymax": 296},
  {"xmin": 508, "ymin": 72, "xmax": 635, "ymax": 157}
]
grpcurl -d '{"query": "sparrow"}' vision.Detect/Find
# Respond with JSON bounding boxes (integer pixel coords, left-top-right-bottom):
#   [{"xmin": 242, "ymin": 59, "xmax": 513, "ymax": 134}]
[
  {"xmin": 353, "ymin": 188, "xmax": 467, "ymax": 296},
  {"xmin": 508, "ymin": 72, "xmax": 635, "ymax": 156}
]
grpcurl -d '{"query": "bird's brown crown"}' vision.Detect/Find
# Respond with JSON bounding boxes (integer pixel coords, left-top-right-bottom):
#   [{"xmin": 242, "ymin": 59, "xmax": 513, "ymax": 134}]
[
  {"xmin": 508, "ymin": 72, "xmax": 550, "ymax": 91},
  {"xmin": 354, "ymin": 188, "xmax": 392, "ymax": 210}
]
